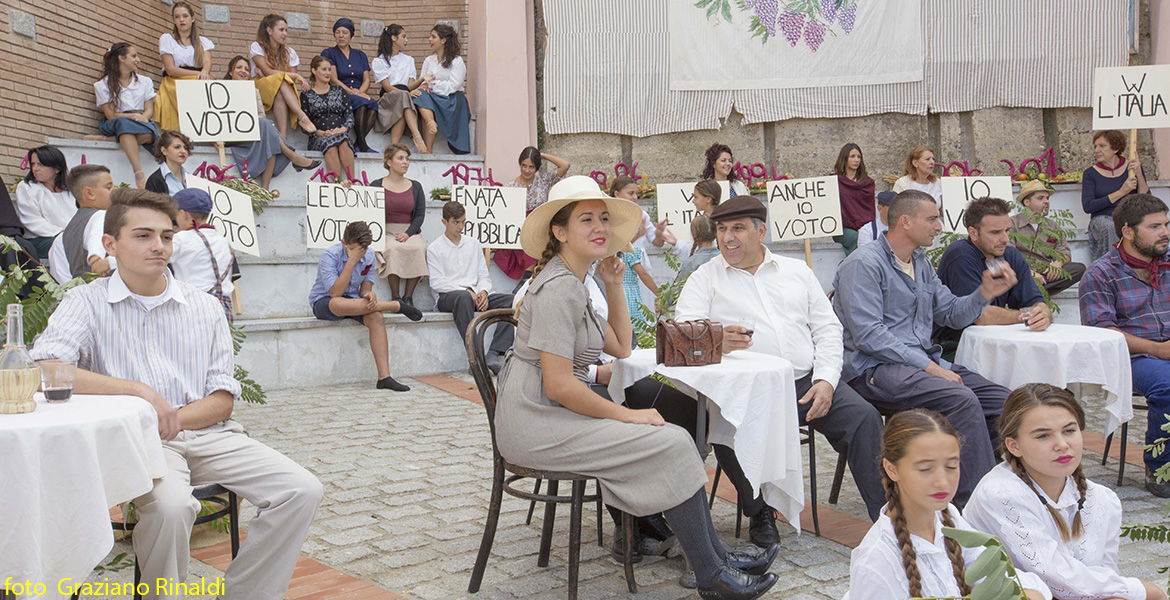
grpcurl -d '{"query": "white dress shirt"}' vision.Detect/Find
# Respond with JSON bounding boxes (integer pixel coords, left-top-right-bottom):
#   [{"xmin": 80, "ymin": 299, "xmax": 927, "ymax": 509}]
[
  {"xmin": 48, "ymin": 210, "xmax": 114, "ymax": 283},
  {"xmin": 93, "ymin": 74, "xmax": 156, "ymax": 111},
  {"xmin": 850, "ymin": 504, "xmax": 1052, "ymax": 600},
  {"xmin": 30, "ymin": 270, "xmax": 240, "ymax": 408},
  {"xmin": 426, "ymin": 233, "xmax": 491, "ymax": 304},
  {"xmin": 170, "ymin": 228, "xmax": 235, "ymax": 296},
  {"xmin": 371, "ymin": 53, "xmax": 416, "ymax": 87},
  {"xmin": 674, "ymin": 246, "xmax": 843, "ymax": 388},
  {"xmin": 856, "ymin": 218, "xmax": 888, "ymax": 248},
  {"xmin": 964, "ymin": 462, "xmax": 1146, "ymax": 600},
  {"xmin": 13, "ymin": 180, "xmax": 76, "ymax": 238},
  {"xmin": 249, "ymin": 41, "xmax": 300, "ymax": 77},
  {"xmin": 158, "ymin": 33, "xmax": 215, "ymax": 68},
  {"xmin": 420, "ymin": 55, "xmax": 466, "ymax": 96}
]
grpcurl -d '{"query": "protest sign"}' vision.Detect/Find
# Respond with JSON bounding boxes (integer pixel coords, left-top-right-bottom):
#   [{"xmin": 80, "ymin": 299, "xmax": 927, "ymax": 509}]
[
  {"xmin": 766, "ymin": 176, "xmax": 841, "ymax": 241},
  {"xmin": 176, "ymin": 80, "xmax": 262, "ymax": 142},
  {"xmin": 1092, "ymin": 65, "xmax": 1170, "ymax": 130},
  {"xmin": 185, "ymin": 176, "xmax": 260, "ymax": 257},
  {"xmin": 937, "ymin": 176, "xmax": 1013, "ymax": 233},
  {"xmin": 305, "ymin": 182, "xmax": 385, "ymax": 250},
  {"xmin": 655, "ymin": 181, "xmax": 730, "ymax": 243},
  {"xmin": 451, "ymin": 186, "xmax": 525, "ymax": 249}
]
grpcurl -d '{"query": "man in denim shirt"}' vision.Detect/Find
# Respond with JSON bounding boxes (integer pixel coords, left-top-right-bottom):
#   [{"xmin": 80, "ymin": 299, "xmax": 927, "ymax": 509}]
[
  {"xmin": 832, "ymin": 190, "xmax": 1016, "ymax": 505},
  {"xmin": 1080, "ymin": 194, "xmax": 1170, "ymax": 496}
]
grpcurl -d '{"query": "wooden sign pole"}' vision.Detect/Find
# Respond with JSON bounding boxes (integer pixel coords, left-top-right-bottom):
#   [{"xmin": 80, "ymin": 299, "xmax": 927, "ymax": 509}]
[
  {"xmin": 1129, "ymin": 128, "xmax": 1138, "ymax": 177},
  {"xmin": 803, "ymin": 239, "xmax": 813, "ymax": 268}
]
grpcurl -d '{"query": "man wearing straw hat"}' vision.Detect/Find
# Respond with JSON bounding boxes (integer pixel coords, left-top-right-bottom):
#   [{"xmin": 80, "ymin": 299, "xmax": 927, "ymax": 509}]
[
  {"xmin": 1010, "ymin": 180, "xmax": 1086, "ymax": 295},
  {"xmin": 675, "ymin": 195, "xmax": 886, "ymax": 545}
]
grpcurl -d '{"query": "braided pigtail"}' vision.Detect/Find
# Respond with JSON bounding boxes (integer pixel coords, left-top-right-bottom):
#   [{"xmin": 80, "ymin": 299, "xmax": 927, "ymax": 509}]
[
  {"xmin": 938, "ymin": 508, "xmax": 972, "ymax": 596},
  {"xmin": 1070, "ymin": 466, "xmax": 1087, "ymax": 539},
  {"xmin": 1007, "ymin": 454, "xmax": 1073, "ymax": 542},
  {"xmin": 884, "ymin": 474, "xmax": 924, "ymax": 598}
]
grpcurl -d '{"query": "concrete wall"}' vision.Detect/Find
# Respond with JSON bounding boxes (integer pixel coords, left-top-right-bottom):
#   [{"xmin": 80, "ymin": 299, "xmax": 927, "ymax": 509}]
[{"xmin": 1153, "ymin": 0, "xmax": 1169, "ymax": 180}]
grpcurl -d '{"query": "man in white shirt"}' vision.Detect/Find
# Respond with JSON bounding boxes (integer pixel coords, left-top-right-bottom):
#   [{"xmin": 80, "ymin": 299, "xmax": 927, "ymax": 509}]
[
  {"xmin": 427, "ymin": 202, "xmax": 513, "ymax": 373},
  {"xmin": 170, "ymin": 189, "xmax": 234, "ymax": 321},
  {"xmin": 50, "ymin": 164, "xmax": 116, "ymax": 283},
  {"xmin": 675, "ymin": 196, "xmax": 884, "ymax": 545},
  {"xmin": 32, "ymin": 188, "xmax": 322, "ymax": 600},
  {"xmin": 856, "ymin": 190, "xmax": 894, "ymax": 249}
]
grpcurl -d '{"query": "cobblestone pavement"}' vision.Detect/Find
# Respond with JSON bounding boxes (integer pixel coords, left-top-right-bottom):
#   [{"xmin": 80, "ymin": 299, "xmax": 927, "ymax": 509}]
[{"xmin": 84, "ymin": 378, "xmax": 1170, "ymax": 599}]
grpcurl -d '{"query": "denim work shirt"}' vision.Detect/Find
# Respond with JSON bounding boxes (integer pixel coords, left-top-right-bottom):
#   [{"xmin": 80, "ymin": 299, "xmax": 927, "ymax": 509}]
[{"xmin": 832, "ymin": 233, "xmax": 990, "ymax": 382}]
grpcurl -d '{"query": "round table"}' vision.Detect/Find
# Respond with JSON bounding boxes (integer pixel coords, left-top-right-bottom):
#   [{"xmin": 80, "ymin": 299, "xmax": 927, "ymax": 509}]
[
  {"xmin": 0, "ymin": 394, "xmax": 167, "ymax": 596},
  {"xmin": 608, "ymin": 348, "xmax": 803, "ymax": 531},
  {"xmin": 954, "ymin": 323, "xmax": 1133, "ymax": 436}
]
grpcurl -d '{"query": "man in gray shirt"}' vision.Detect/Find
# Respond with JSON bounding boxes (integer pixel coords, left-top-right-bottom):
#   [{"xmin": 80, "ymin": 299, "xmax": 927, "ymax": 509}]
[{"xmin": 832, "ymin": 190, "xmax": 1016, "ymax": 505}]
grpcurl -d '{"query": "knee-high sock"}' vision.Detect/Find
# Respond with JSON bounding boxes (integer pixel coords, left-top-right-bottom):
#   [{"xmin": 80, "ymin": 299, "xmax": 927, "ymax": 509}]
[{"xmin": 663, "ymin": 488, "xmax": 726, "ymax": 587}]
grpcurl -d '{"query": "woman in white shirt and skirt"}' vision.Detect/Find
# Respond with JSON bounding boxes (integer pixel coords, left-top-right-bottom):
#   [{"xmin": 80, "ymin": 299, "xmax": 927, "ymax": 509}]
[
  {"xmin": 371, "ymin": 24, "xmax": 427, "ymax": 153},
  {"xmin": 411, "ymin": 24, "xmax": 471, "ymax": 155},
  {"xmin": 14, "ymin": 146, "xmax": 75, "ymax": 259}
]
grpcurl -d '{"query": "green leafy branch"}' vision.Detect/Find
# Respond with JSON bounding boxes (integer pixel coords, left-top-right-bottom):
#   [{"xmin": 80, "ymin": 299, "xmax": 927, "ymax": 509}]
[{"xmin": 909, "ymin": 527, "xmax": 1030, "ymax": 600}]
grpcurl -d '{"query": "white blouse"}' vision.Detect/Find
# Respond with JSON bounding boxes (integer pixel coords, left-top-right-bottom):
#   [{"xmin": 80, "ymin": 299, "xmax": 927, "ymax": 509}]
[
  {"xmin": 371, "ymin": 53, "xmax": 416, "ymax": 88},
  {"xmin": 964, "ymin": 462, "xmax": 1146, "ymax": 600},
  {"xmin": 14, "ymin": 180, "xmax": 77, "ymax": 238},
  {"xmin": 850, "ymin": 504, "xmax": 1052, "ymax": 600},
  {"xmin": 892, "ymin": 175, "xmax": 942, "ymax": 203},
  {"xmin": 93, "ymin": 74, "xmax": 157, "ymax": 111},
  {"xmin": 158, "ymin": 33, "xmax": 215, "ymax": 69},
  {"xmin": 420, "ymin": 54, "xmax": 465, "ymax": 96},
  {"xmin": 249, "ymin": 41, "xmax": 300, "ymax": 77}
]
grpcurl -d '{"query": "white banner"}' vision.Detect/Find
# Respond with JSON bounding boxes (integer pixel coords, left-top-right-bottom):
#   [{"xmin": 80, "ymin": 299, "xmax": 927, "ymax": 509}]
[
  {"xmin": 305, "ymin": 183, "xmax": 385, "ymax": 250},
  {"xmin": 937, "ymin": 176, "xmax": 1014, "ymax": 233},
  {"xmin": 668, "ymin": 0, "xmax": 923, "ymax": 90},
  {"xmin": 176, "ymin": 80, "xmax": 261, "ymax": 142},
  {"xmin": 766, "ymin": 176, "xmax": 841, "ymax": 241},
  {"xmin": 184, "ymin": 176, "xmax": 260, "ymax": 257},
  {"xmin": 656, "ymin": 181, "xmax": 730, "ymax": 244},
  {"xmin": 451, "ymin": 186, "xmax": 525, "ymax": 250},
  {"xmin": 1092, "ymin": 64, "xmax": 1170, "ymax": 130}
]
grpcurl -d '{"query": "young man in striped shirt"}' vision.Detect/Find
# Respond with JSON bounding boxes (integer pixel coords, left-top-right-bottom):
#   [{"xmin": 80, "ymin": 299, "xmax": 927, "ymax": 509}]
[{"xmin": 32, "ymin": 188, "xmax": 323, "ymax": 600}]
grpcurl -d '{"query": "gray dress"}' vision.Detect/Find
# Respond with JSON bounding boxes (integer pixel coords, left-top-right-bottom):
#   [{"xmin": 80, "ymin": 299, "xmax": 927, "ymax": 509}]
[{"xmin": 495, "ymin": 257, "xmax": 708, "ymax": 517}]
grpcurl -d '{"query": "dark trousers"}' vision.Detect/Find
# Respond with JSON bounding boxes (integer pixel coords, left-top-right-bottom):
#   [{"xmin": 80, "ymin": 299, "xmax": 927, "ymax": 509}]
[
  {"xmin": 436, "ymin": 291, "xmax": 514, "ymax": 355},
  {"xmin": 713, "ymin": 374, "xmax": 885, "ymax": 522},
  {"xmin": 1132, "ymin": 356, "xmax": 1170, "ymax": 471},
  {"xmin": 1042, "ymin": 261, "xmax": 1087, "ymax": 295},
  {"xmin": 849, "ymin": 363, "xmax": 1009, "ymax": 507}
]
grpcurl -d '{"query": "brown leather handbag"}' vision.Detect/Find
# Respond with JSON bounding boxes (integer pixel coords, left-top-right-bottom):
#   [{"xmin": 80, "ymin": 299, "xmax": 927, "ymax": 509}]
[{"xmin": 655, "ymin": 319, "xmax": 724, "ymax": 367}]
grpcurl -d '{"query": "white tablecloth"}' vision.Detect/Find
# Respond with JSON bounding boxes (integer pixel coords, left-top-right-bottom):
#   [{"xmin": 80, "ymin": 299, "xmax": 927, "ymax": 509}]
[
  {"xmin": 609, "ymin": 349, "xmax": 802, "ymax": 531},
  {"xmin": 955, "ymin": 324, "xmax": 1133, "ymax": 436},
  {"xmin": 0, "ymin": 394, "xmax": 167, "ymax": 595}
]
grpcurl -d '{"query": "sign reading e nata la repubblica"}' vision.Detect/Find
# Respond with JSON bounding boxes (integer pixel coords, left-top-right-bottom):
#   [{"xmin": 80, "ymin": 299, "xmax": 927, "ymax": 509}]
[{"xmin": 451, "ymin": 186, "xmax": 525, "ymax": 250}]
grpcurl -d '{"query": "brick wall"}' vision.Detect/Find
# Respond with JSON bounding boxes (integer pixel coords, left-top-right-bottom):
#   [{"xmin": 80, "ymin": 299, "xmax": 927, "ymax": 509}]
[{"xmin": 0, "ymin": 0, "xmax": 468, "ymax": 182}]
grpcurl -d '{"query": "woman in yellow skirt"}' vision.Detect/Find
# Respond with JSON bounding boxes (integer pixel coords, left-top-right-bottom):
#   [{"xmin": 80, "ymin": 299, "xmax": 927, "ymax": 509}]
[
  {"xmin": 155, "ymin": 1, "xmax": 213, "ymax": 131},
  {"xmin": 250, "ymin": 14, "xmax": 317, "ymax": 138}
]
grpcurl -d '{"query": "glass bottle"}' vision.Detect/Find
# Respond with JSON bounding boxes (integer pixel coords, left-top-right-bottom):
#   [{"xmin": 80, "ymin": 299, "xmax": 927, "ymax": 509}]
[{"xmin": 0, "ymin": 304, "xmax": 40, "ymax": 414}]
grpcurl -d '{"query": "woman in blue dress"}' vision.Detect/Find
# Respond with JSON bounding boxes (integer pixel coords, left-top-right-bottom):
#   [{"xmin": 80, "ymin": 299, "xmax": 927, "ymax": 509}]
[{"xmin": 322, "ymin": 18, "xmax": 378, "ymax": 153}]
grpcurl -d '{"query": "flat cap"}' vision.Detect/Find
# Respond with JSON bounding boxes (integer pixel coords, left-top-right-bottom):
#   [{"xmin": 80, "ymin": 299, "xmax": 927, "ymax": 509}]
[{"xmin": 709, "ymin": 195, "xmax": 767, "ymax": 223}]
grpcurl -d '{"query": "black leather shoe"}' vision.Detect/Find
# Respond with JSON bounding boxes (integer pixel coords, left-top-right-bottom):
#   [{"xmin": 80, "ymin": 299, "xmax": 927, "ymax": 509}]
[
  {"xmin": 638, "ymin": 512, "xmax": 674, "ymax": 541},
  {"xmin": 611, "ymin": 524, "xmax": 643, "ymax": 564},
  {"xmin": 697, "ymin": 566, "xmax": 778, "ymax": 600},
  {"xmin": 726, "ymin": 543, "xmax": 779, "ymax": 576},
  {"xmin": 748, "ymin": 510, "xmax": 780, "ymax": 548}
]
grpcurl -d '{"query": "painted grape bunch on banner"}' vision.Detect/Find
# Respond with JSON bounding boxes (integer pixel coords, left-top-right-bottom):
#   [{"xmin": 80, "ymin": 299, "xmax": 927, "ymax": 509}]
[{"xmin": 694, "ymin": 0, "xmax": 858, "ymax": 51}]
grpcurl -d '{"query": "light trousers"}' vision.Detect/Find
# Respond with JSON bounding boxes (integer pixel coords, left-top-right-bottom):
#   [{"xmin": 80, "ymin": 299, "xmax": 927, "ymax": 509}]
[{"xmin": 132, "ymin": 421, "xmax": 323, "ymax": 600}]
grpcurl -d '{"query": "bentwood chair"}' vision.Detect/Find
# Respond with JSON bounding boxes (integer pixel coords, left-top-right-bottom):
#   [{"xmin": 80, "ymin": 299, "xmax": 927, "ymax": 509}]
[
  {"xmin": 708, "ymin": 426, "xmax": 846, "ymax": 537},
  {"xmin": 465, "ymin": 309, "xmax": 637, "ymax": 599},
  {"xmin": 1101, "ymin": 395, "xmax": 1149, "ymax": 486},
  {"xmin": 70, "ymin": 485, "xmax": 241, "ymax": 600}
]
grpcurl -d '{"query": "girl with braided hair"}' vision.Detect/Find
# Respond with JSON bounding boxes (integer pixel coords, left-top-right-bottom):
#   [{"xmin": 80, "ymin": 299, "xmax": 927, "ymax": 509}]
[
  {"xmin": 849, "ymin": 409, "xmax": 1050, "ymax": 600},
  {"xmin": 965, "ymin": 384, "xmax": 1166, "ymax": 600}
]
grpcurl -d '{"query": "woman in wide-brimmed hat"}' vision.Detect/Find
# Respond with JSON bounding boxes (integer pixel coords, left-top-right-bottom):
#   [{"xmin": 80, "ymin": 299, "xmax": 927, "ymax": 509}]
[{"xmin": 494, "ymin": 176, "xmax": 779, "ymax": 599}]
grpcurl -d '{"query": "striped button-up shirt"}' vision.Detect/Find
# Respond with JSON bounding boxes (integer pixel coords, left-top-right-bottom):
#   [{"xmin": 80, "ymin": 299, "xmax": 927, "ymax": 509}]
[
  {"xmin": 31, "ymin": 271, "xmax": 240, "ymax": 408},
  {"xmin": 1080, "ymin": 248, "xmax": 1170, "ymax": 357}
]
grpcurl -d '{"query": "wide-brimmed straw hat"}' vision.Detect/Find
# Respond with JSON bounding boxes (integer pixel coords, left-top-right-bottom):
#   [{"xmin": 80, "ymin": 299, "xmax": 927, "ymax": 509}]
[
  {"xmin": 520, "ymin": 175, "xmax": 644, "ymax": 259},
  {"xmin": 1016, "ymin": 179, "xmax": 1053, "ymax": 204}
]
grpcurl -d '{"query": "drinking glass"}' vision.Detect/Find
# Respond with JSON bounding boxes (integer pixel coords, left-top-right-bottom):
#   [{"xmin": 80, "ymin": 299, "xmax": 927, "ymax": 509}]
[{"xmin": 40, "ymin": 359, "xmax": 77, "ymax": 403}]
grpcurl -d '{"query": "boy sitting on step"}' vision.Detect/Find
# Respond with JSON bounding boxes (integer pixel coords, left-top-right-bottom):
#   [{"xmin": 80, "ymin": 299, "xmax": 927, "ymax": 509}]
[
  {"xmin": 49, "ymin": 163, "xmax": 115, "ymax": 283},
  {"xmin": 170, "ymin": 188, "xmax": 235, "ymax": 322},
  {"xmin": 426, "ymin": 201, "xmax": 514, "ymax": 374},
  {"xmin": 310, "ymin": 221, "xmax": 423, "ymax": 391}
]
